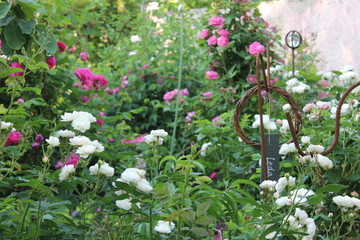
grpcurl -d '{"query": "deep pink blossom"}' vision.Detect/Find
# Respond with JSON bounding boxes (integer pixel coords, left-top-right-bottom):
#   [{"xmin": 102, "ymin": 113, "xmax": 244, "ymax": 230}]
[
  {"xmin": 17, "ymin": 98, "xmax": 24, "ymax": 103},
  {"xmin": 246, "ymin": 75, "xmax": 257, "ymax": 84},
  {"xmin": 122, "ymin": 134, "xmax": 146, "ymax": 144},
  {"xmin": 142, "ymin": 64, "xmax": 150, "ymax": 69},
  {"xmin": 46, "ymin": 56, "xmax": 56, "ymax": 69},
  {"xmin": 209, "ymin": 16, "xmax": 226, "ymax": 28},
  {"xmin": 217, "ymin": 29, "xmax": 230, "ymax": 37},
  {"xmin": 69, "ymin": 47, "xmax": 75, "ymax": 53},
  {"xmin": 74, "ymin": 68, "xmax": 93, "ymax": 89},
  {"xmin": 205, "ymin": 71, "xmax": 219, "ymax": 80},
  {"xmin": 217, "ymin": 36, "xmax": 229, "ymax": 47},
  {"xmin": 35, "ymin": 134, "xmax": 44, "ymax": 143},
  {"xmin": 210, "ymin": 172, "xmax": 217, "ymax": 179},
  {"xmin": 98, "ymin": 111, "xmax": 106, "ymax": 117},
  {"xmin": 80, "ymin": 96, "xmax": 91, "ymax": 103},
  {"xmin": 108, "ymin": 138, "xmax": 115, "ymax": 142},
  {"xmin": 96, "ymin": 119, "xmax": 104, "ymax": 126},
  {"xmin": 57, "ymin": 41, "xmax": 67, "ymax": 53},
  {"xmin": 9, "ymin": 62, "xmax": 24, "ymax": 77},
  {"xmin": 55, "ymin": 161, "xmax": 64, "ymax": 170},
  {"xmin": 31, "ymin": 142, "xmax": 41, "ymax": 149},
  {"xmin": 163, "ymin": 89, "xmax": 179, "ymax": 104},
  {"xmin": 180, "ymin": 88, "xmax": 189, "ymax": 96},
  {"xmin": 202, "ymin": 92, "xmax": 213, "ymax": 97},
  {"xmin": 249, "ymin": 42, "xmax": 265, "ymax": 55},
  {"xmin": 92, "ymin": 74, "xmax": 108, "ymax": 89},
  {"xmin": 207, "ymin": 35, "xmax": 217, "ymax": 46},
  {"xmin": 79, "ymin": 52, "xmax": 87, "ymax": 61},
  {"xmin": 199, "ymin": 29, "xmax": 210, "ymax": 39},
  {"xmin": 212, "ymin": 116, "xmax": 222, "ymax": 126},
  {"xmin": 65, "ymin": 154, "xmax": 80, "ymax": 166},
  {"xmin": 5, "ymin": 131, "xmax": 22, "ymax": 146}
]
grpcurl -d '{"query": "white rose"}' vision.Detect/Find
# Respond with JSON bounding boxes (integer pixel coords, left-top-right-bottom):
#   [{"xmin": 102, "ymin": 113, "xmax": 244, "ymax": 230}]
[
  {"xmin": 92, "ymin": 140, "xmax": 105, "ymax": 152},
  {"xmin": 60, "ymin": 112, "xmax": 75, "ymax": 122},
  {"xmin": 294, "ymin": 208, "xmax": 308, "ymax": 225},
  {"xmin": 301, "ymin": 136, "xmax": 311, "ymax": 144},
  {"xmin": 200, "ymin": 142, "xmax": 212, "ymax": 157},
  {"xmin": 116, "ymin": 199, "xmax": 132, "ymax": 211},
  {"xmin": 306, "ymin": 144, "xmax": 324, "ymax": 154},
  {"xmin": 57, "ymin": 130, "xmax": 76, "ymax": 137},
  {"xmin": 46, "ymin": 136, "xmax": 60, "ymax": 147},
  {"xmin": 259, "ymin": 180, "xmax": 277, "ymax": 190},
  {"xmin": 69, "ymin": 136, "xmax": 91, "ymax": 146},
  {"xmin": 89, "ymin": 163, "xmax": 100, "ymax": 175},
  {"xmin": 0, "ymin": 121, "xmax": 13, "ymax": 129},
  {"xmin": 275, "ymin": 197, "xmax": 291, "ymax": 207},
  {"xmin": 120, "ymin": 168, "xmax": 142, "ymax": 184},
  {"xmin": 100, "ymin": 163, "xmax": 114, "ymax": 177},
  {"xmin": 154, "ymin": 220, "xmax": 175, "ymax": 234},
  {"xmin": 282, "ymin": 103, "xmax": 291, "ymax": 111},
  {"xmin": 72, "ymin": 118, "xmax": 91, "ymax": 133},
  {"xmin": 59, "ymin": 165, "xmax": 76, "ymax": 181},
  {"xmin": 333, "ymin": 195, "xmax": 354, "ymax": 208},
  {"xmin": 305, "ymin": 218, "xmax": 316, "ymax": 237},
  {"xmin": 150, "ymin": 129, "xmax": 168, "ymax": 137},
  {"xmin": 76, "ymin": 144, "xmax": 96, "ymax": 158},
  {"xmin": 136, "ymin": 178, "xmax": 153, "ymax": 193},
  {"xmin": 279, "ymin": 143, "xmax": 297, "ymax": 155},
  {"xmin": 316, "ymin": 154, "xmax": 333, "ymax": 170}
]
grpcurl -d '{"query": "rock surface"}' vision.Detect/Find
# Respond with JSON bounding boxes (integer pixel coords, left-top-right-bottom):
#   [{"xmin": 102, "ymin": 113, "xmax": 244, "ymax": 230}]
[{"xmin": 259, "ymin": 0, "xmax": 360, "ymax": 72}]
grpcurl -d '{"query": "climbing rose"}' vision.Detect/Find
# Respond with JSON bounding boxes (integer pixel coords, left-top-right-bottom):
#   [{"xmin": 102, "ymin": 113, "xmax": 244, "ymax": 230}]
[
  {"xmin": 207, "ymin": 35, "xmax": 217, "ymax": 46},
  {"xmin": 249, "ymin": 41, "xmax": 265, "ymax": 55},
  {"xmin": 209, "ymin": 16, "xmax": 226, "ymax": 28},
  {"xmin": 217, "ymin": 36, "xmax": 229, "ymax": 47},
  {"xmin": 199, "ymin": 29, "xmax": 210, "ymax": 39},
  {"xmin": 9, "ymin": 62, "xmax": 24, "ymax": 77},
  {"xmin": 218, "ymin": 29, "xmax": 230, "ymax": 37},
  {"xmin": 79, "ymin": 52, "xmax": 87, "ymax": 61},
  {"xmin": 154, "ymin": 220, "xmax": 175, "ymax": 234},
  {"xmin": 57, "ymin": 41, "xmax": 67, "ymax": 53},
  {"xmin": 163, "ymin": 89, "xmax": 178, "ymax": 104},
  {"xmin": 46, "ymin": 56, "xmax": 56, "ymax": 69},
  {"xmin": 65, "ymin": 154, "xmax": 81, "ymax": 166},
  {"xmin": 74, "ymin": 68, "xmax": 93, "ymax": 89}
]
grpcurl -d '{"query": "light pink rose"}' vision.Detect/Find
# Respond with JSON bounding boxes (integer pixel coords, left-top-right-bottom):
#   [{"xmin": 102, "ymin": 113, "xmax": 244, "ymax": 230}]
[
  {"xmin": 209, "ymin": 16, "xmax": 226, "ymax": 28},
  {"xmin": 217, "ymin": 29, "xmax": 230, "ymax": 37},
  {"xmin": 163, "ymin": 89, "xmax": 179, "ymax": 104},
  {"xmin": 217, "ymin": 36, "xmax": 229, "ymax": 47},
  {"xmin": 205, "ymin": 71, "xmax": 219, "ymax": 80},
  {"xmin": 199, "ymin": 29, "xmax": 210, "ymax": 39},
  {"xmin": 249, "ymin": 41, "xmax": 265, "ymax": 55},
  {"xmin": 17, "ymin": 98, "xmax": 24, "ymax": 103},
  {"xmin": 202, "ymin": 92, "xmax": 213, "ymax": 97},
  {"xmin": 207, "ymin": 35, "xmax": 217, "ymax": 46},
  {"xmin": 79, "ymin": 52, "xmax": 87, "ymax": 61},
  {"xmin": 303, "ymin": 103, "xmax": 316, "ymax": 112},
  {"xmin": 317, "ymin": 80, "xmax": 330, "ymax": 88},
  {"xmin": 180, "ymin": 88, "xmax": 189, "ymax": 96}
]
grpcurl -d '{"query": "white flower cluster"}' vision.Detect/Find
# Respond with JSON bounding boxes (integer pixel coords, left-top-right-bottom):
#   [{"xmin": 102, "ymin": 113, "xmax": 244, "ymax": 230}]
[
  {"xmin": 56, "ymin": 129, "xmax": 76, "ymax": 138},
  {"xmin": 59, "ymin": 165, "xmax": 76, "ymax": 181},
  {"xmin": 0, "ymin": 121, "xmax": 13, "ymax": 130},
  {"xmin": 60, "ymin": 111, "xmax": 96, "ymax": 133},
  {"xmin": 259, "ymin": 180, "xmax": 277, "ymax": 191},
  {"xmin": 299, "ymin": 154, "xmax": 333, "ymax": 170},
  {"xmin": 275, "ymin": 175, "xmax": 296, "ymax": 193},
  {"xmin": 330, "ymin": 103, "xmax": 351, "ymax": 119},
  {"xmin": 279, "ymin": 143, "xmax": 297, "ymax": 155},
  {"xmin": 46, "ymin": 136, "xmax": 60, "ymax": 147},
  {"xmin": 252, "ymin": 115, "xmax": 277, "ymax": 131},
  {"xmin": 285, "ymin": 208, "xmax": 316, "ymax": 240},
  {"xmin": 332, "ymin": 195, "xmax": 360, "ymax": 211},
  {"xmin": 275, "ymin": 188, "xmax": 315, "ymax": 207},
  {"xmin": 283, "ymin": 70, "xmax": 300, "ymax": 79},
  {"xmin": 154, "ymin": 220, "xmax": 175, "ymax": 234},
  {"xmin": 69, "ymin": 136, "xmax": 104, "ymax": 158},
  {"xmin": 200, "ymin": 142, "xmax": 212, "ymax": 157},
  {"xmin": 114, "ymin": 168, "xmax": 153, "ymax": 193},
  {"xmin": 89, "ymin": 160, "xmax": 114, "ymax": 177},
  {"xmin": 285, "ymin": 78, "xmax": 310, "ymax": 94},
  {"xmin": 144, "ymin": 129, "xmax": 168, "ymax": 146}
]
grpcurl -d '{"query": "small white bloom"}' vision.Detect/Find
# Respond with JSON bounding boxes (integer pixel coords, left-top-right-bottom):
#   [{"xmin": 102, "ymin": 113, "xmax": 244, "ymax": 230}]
[
  {"xmin": 275, "ymin": 197, "xmax": 291, "ymax": 207},
  {"xmin": 71, "ymin": 118, "xmax": 91, "ymax": 133},
  {"xmin": 89, "ymin": 164, "xmax": 100, "ymax": 175},
  {"xmin": 275, "ymin": 176, "xmax": 296, "ymax": 192},
  {"xmin": 69, "ymin": 136, "xmax": 91, "ymax": 146},
  {"xmin": 294, "ymin": 208, "xmax": 308, "ymax": 225},
  {"xmin": 59, "ymin": 165, "xmax": 76, "ymax": 181},
  {"xmin": 60, "ymin": 112, "xmax": 75, "ymax": 122},
  {"xmin": 305, "ymin": 218, "xmax": 316, "ymax": 238},
  {"xmin": 0, "ymin": 121, "xmax": 13, "ymax": 129},
  {"xmin": 280, "ymin": 120, "xmax": 290, "ymax": 133},
  {"xmin": 116, "ymin": 198, "xmax": 132, "ymax": 211},
  {"xmin": 259, "ymin": 180, "xmax": 277, "ymax": 190},
  {"xmin": 99, "ymin": 162, "xmax": 114, "ymax": 177},
  {"xmin": 130, "ymin": 35, "xmax": 141, "ymax": 43},
  {"xmin": 146, "ymin": 2, "xmax": 159, "ymax": 11},
  {"xmin": 154, "ymin": 220, "xmax": 175, "ymax": 234},
  {"xmin": 279, "ymin": 143, "xmax": 297, "ymax": 155},
  {"xmin": 333, "ymin": 195, "xmax": 355, "ymax": 208},
  {"xmin": 301, "ymin": 136, "xmax": 311, "ymax": 144},
  {"xmin": 290, "ymin": 188, "xmax": 315, "ymax": 205},
  {"xmin": 129, "ymin": 50, "xmax": 137, "ymax": 56},
  {"xmin": 316, "ymin": 154, "xmax": 333, "ymax": 170},
  {"xmin": 341, "ymin": 65, "xmax": 354, "ymax": 73},
  {"xmin": 136, "ymin": 178, "xmax": 153, "ymax": 193},
  {"xmin": 76, "ymin": 144, "xmax": 97, "ymax": 158},
  {"xmin": 46, "ymin": 136, "xmax": 60, "ymax": 147},
  {"xmin": 252, "ymin": 115, "xmax": 277, "ymax": 131},
  {"xmin": 200, "ymin": 142, "xmax": 212, "ymax": 157},
  {"xmin": 57, "ymin": 130, "xmax": 76, "ymax": 137},
  {"xmin": 120, "ymin": 168, "xmax": 143, "ymax": 184},
  {"xmin": 92, "ymin": 140, "xmax": 105, "ymax": 153},
  {"xmin": 282, "ymin": 103, "xmax": 291, "ymax": 111},
  {"xmin": 150, "ymin": 129, "xmax": 168, "ymax": 137},
  {"xmin": 306, "ymin": 144, "xmax": 325, "ymax": 154}
]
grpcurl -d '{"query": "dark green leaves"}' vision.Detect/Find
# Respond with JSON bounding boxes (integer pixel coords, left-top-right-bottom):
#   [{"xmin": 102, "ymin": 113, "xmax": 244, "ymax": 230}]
[
  {"xmin": 4, "ymin": 22, "xmax": 26, "ymax": 50},
  {"xmin": 0, "ymin": 2, "xmax": 11, "ymax": 19},
  {"xmin": 18, "ymin": 19, "xmax": 36, "ymax": 34}
]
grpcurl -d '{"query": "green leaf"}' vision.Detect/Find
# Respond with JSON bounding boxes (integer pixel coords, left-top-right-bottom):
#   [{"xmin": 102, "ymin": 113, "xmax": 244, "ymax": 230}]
[
  {"xmin": 190, "ymin": 227, "xmax": 209, "ymax": 237},
  {"xmin": 18, "ymin": 19, "xmax": 36, "ymax": 34},
  {"xmin": 4, "ymin": 22, "xmax": 26, "ymax": 50},
  {"xmin": 18, "ymin": 0, "xmax": 40, "ymax": 20},
  {"xmin": 230, "ymin": 179, "xmax": 260, "ymax": 189},
  {"xmin": 44, "ymin": 33, "xmax": 57, "ymax": 55},
  {"xmin": 196, "ymin": 202, "xmax": 210, "ymax": 217},
  {"xmin": 307, "ymin": 193, "xmax": 323, "ymax": 205},
  {"xmin": 0, "ymin": 3, "xmax": 11, "ymax": 19},
  {"xmin": 315, "ymin": 184, "xmax": 348, "ymax": 194},
  {"xmin": 0, "ymin": 15, "xmax": 15, "ymax": 26},
  {"xmin": 195, "ymin": 215, "xmax": 214, "ymax": 226}
]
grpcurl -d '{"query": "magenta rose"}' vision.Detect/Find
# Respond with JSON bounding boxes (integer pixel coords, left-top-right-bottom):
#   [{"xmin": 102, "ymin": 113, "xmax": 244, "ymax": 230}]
[
  {"xmin": 5, "ymin": 131, "xmax": 22, "ymax": 146},
  {"xmin": 246, "ymin": 75, "xmax": 257, "ymax": 84},
  {"xmin": 74, "ymin": 68, "xmax": 93, "ymax": 89},
  {"xmin": 65, "ymin": 154, "xmax": 80, "ymax": 166},
  {"xmin": 207, "ymin": 35, "xmax": 217, "ymax": 46},
  {"xmin": 92, "ymin": 74, "xmax": 108, "ymax": 89},
  {"xmin": 199, "ymin": 29, "xmax": 210, "ymax": 39},
  {"xmin": 249, "ymin": 41, "xmax": 265, "ymax": 55},
  {"xmin": 79, "ymin": 52, "xmax": 87, "ymax": 61},
  {"xmin": 217, "ymin": 36, "xmax": 229, "ymax": 47},
  {"xmin": 57, "ymin": 41, "xmax": 67, "ymax": 53},
  {"xmin": 205, "ymin": 71, "xmax": 219, "ymax": 80},
  {"xmin": 209, "ymin": 16, "xmax": 226, "ymax": 28},
  {"xmin": 9, "ymin": 62, "xmax": 24, "ymax": 77},
  {"xmin": 46, "ymin": 56, "xmax": 56, "ymax": 69}
]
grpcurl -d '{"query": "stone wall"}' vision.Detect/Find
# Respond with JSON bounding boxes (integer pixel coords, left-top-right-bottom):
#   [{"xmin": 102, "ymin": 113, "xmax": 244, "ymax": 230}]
[{"xmin": 258, "ymin": 0, "xmax": 360, "ymax": 72}]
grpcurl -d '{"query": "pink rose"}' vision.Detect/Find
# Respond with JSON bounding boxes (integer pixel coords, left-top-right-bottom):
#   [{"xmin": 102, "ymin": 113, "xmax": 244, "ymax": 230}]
[
  {"xmin": 92, "ymin": 74, "xmax": 108, "ymax": 89},
  {"xmin": 212, "ymin": 116, "xmax": 222, "ymax": 127},
  {"xmin": 217, "ymin": 29, "xmax": 230, "ymax": 37},
  {"xmin": 74, "ymin": 68, "xmax": 93, "ymax": 89},
  {"xmin": 142, "ymin": 64, "xmax": 150, "ymax": 69},
  {"xmin": 217, "ymin": 36, "xmax": 229, "ymax": 47},
  {"xmin": 202, "ymin": 92, "xmax": 213, "ymax": 97},
  {"xmin": 46, "ymin": 56, "xmax": 56, "ymax": 69},
  {"xmin": 79, "ymin": 52, "xmax": 87, "ymax": 61},
  {"xmin": 80, "ymin": 96, "xmax": 91, "ymax": 103},
  {"xmin": 98, "ymin": 111, "xmax": 106, "ymax": 117},
  {"xmin": 210, "ymin": 172, "xmax": 217, "ymax": 179},
  {"xmin": 5, "ymin": 131, "xmax": 22, "ymax": 146},
  {"xmin": 317, "ymin": 80, "xmax": 330, "ymax": 88},
  {"xmin": 209, "ymin": 16, "xmax": 226, "ymax": 28},
  {"xmin": 17, "ymin": 98, "xmax": 24, "ymax": 103},
  {"xmin": 205, "ymin": 71, "xmax": 219, "ymax": 80},
  {"xmin": 163, "ymin": 89, "xmax": 179, "ymax": 104},
  {"xmin": 185, "ymin": 112, "xmax": 196, "ymax": 123},
  {"xmin": 303, "ymin": 103, "xmax": 316, "ymax": 112},
  {"xmin": 55, "ymin": 161, "xmax": 64, "ymax": 170},
  {"xmin": 207, "ymin": 35, "xmax": 217, "ymax": 46},
  {"xmin": 249, "ymin": 41, "xmax": 265, "ymax": 55},
  {"xmin": 180, "ymin": 88, "xmax": 189, "ymax": 96},
  {"xmin": 246, "ymin": 75, "xmax": 257, "ymax": 84},
  {"xmin": 96, "ymin": 119, "xmax": 104, "ymax": 126},
  {"xmin": 57, "ymin": 41, "xmax": 67, "ymax": 53},
  {"xmin": 35, "ymin": 134, "xmax": 44, "ymax": 143},
  {"xmin": 9, "ymin": 62, "xmax": 24, "ymax": 77},
  {"xmin": 199, "ymin": 29, "xmax": 210, "ymax": 39},
  {"xmin": 69, "ymin": 47, "xmax": 75, "ymax": 53},
  {"xmin": 65, "ymin": 154, "xmax": 80, "ymax": 166}
]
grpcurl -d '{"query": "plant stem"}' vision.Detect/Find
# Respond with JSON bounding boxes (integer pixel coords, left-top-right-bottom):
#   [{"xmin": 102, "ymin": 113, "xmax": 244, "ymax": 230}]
[{"xmin": 170, "ymin": 0, "xmax": 184, "ymax": 155}]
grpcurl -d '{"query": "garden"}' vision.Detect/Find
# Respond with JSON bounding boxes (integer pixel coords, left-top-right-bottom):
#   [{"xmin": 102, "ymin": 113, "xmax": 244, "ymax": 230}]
[{"xmin": 0, "ymin": 0, "xmax": 359, "ymax": 239}]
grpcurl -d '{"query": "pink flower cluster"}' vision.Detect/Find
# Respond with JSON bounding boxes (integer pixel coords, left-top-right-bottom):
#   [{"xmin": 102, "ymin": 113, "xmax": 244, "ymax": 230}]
[
  {"xmin": 5, "ymin": 131, "xmax": 22, "ymax": 146},
  {"xmin": 31, "ymin": 134, "xmax": 44, "ymax": 149},
  {"xmin": 199, "ymin": 16, "xmax": 230, "ymax": 47},
  {"xmin": 163, "ymin": 88, "xmax": 189, "ymax": 104},
  {"xmin": 122, "ymin": 134, "xmax": 147, "ymax": 144},
  {"xmin": 9, "ymin": 62, "xmax": 24, "ymax": 77},
  {"xmin": 65, "ymin": 153, "xmax": 80, "ymax": 166},
  {"xmin": 74, "ymin": 68, "xmax": 109, "ymax": 90},
  {"xmin": 303, "ymin": 101, "xmax": 331, "ymax": 112},
  {"xmin": 249, "ymin": 41, "xmax": 265, "ymax": 55}
]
